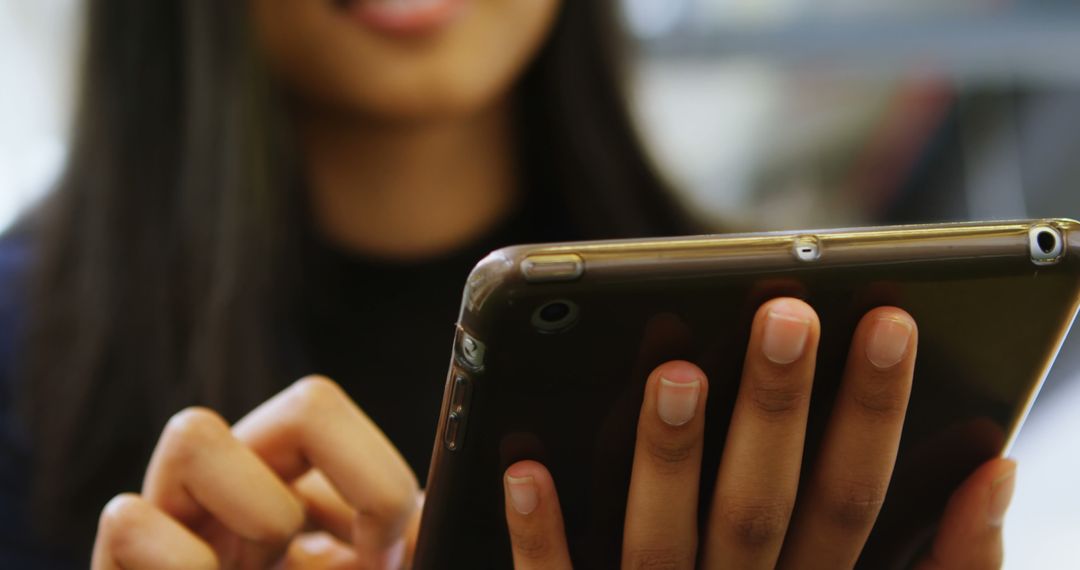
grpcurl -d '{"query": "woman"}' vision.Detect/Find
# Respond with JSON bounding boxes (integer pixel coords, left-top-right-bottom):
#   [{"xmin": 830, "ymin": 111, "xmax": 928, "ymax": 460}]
[{"xmin": 0, "ymin": 0, "xmax": 1013, "ymax": 567}]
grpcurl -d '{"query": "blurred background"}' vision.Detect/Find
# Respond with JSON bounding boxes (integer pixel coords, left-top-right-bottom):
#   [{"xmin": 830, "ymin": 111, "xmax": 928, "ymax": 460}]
[
  {"xmin": 619, "ymin": 3, "xmax": 1080, "ymax": 565},
  {"xmin": 2, "ymin": 0, "xmax": 1078, "ymax": 566}
]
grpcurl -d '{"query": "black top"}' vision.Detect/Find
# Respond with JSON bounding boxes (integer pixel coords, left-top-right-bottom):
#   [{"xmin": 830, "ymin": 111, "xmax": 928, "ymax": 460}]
[
  {"xmin": 295, "ymin": 198, "xmax": 580, "ymax": 481},
  {"xmin": 0, "ymin": 196, "xmax": 584, "ymax": 568}
]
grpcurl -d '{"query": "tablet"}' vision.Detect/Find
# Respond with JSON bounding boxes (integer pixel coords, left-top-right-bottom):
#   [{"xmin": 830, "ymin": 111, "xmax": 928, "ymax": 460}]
[{"xmin": 414, "ymin": 219, "xmax": 1080, "ymax": 569}]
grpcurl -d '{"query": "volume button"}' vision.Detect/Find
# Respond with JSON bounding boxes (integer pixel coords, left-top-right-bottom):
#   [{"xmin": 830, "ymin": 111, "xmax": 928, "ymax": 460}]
[
  {"xmin": 449, "ymin": 374, "xmax": 469, "ymax": 413},
  {"xmin": 444, "ymin": 372, "xmax": 470, "ymax": 452},
  {"xmin": 444, "ymin": 412, "xmax": 463, "ymax": 451},
  {"xmin": 521, "ymin": 254, "xmax": 584, "ymax": 283}
]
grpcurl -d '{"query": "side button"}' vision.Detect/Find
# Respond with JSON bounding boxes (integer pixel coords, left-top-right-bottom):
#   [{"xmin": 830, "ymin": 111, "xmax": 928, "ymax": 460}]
[
  {"xmin": 444, "ymin": 412, "xmax": 463, "ymax": 451},
  {"xmin": 521, "ymin": 254, "xmax": 584, "ymax": 283},
  {"xmin": 445, "ymin": 372, "xmax": 470, "ymax": 451},
  {"xmin": 449, "ymin": 373, "xmax": 469, "ymax": 413}
]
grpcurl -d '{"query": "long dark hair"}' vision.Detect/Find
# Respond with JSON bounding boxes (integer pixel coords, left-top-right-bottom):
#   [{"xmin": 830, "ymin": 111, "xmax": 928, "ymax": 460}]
[{"xmin": 18, "ymin": 0, "xmax": 692, "ymax": 556}]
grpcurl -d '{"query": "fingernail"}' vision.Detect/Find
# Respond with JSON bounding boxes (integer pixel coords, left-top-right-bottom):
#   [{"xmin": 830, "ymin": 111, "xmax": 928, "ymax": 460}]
[
  {"xmin": 866, "ymin": 317, "xmax": 913, "ymax": 369},
  {"xmin": 506, "ymin": 475, "xmax": 538, "ymax": 515},
  {"xmin": 988, "ymin": 466, "xmax": 1017, "ymax": 527},
  {"xmin": 657, "ymin": 375, "xmax": 701, "ymax": 426},
  {"xmin": 762, "ymin": 307, "xmax": 811, "ymax": 365}
]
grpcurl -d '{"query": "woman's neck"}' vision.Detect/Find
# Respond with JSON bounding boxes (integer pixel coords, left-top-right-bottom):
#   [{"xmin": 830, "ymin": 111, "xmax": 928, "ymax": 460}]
[{"xmin": 299, "ymin": 101, "xmax": 519, "ymax": 259}]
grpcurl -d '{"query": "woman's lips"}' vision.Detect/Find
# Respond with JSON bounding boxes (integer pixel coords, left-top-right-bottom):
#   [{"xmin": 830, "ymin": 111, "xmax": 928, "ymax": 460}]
[{"xmin": 340, "ymin": 0, "xmax": 466, "ymax": 36}]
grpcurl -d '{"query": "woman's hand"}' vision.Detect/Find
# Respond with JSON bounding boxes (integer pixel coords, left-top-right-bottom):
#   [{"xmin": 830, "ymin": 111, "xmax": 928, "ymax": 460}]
[
  {"xmin": 91, "ymin": 376, "xmax": 421, "ymax": 570},
  {"xmin": 502, "ymin": 298, "xmax": 1016, "ymax": 569}
]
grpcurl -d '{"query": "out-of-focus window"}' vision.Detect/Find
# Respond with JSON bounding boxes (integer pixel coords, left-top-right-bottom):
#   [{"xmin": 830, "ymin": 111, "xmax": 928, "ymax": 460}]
[
  {"xmin": 624, "ymin": 0, "xmax": 1080, "ymax": 229},
  {"xmin": 0, "ymin": 0, "xmax": 77, "ymax": 230}
]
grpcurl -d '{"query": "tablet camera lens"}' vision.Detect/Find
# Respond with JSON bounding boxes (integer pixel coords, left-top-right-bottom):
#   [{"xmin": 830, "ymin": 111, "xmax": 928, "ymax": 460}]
[
  {"xmin": 1037, "ymin": 230, "xmax": 1057, "ymax": 255},
  {"xmin": 1029, "ymin": 225, "xmax": 1063, "ymax": 265},
  {"xmin": 532, "ymin": 300, "xmax": 579, "ymax": 333},
  {"xmin": 540, "ymin": 302, "xmax": 570, "ymax": 322}
]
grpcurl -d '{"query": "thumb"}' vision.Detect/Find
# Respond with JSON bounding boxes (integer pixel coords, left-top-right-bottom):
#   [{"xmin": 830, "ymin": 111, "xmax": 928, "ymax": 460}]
[{"xmin": 916, "ymin": 458, "xmax": 1016, "ymax": 570}]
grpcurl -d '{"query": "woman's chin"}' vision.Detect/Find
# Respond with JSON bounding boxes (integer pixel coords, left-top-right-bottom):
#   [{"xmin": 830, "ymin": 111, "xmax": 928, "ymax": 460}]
[{"xmin": 328, "ymin": 85, "xmax": 505, "ymax": 125}]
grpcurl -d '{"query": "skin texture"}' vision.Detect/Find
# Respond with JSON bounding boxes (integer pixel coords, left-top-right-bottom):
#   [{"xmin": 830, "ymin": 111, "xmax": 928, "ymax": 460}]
[{"xmin": 504, "ymin": 299, "xmax": 1016, "ymax": 570}]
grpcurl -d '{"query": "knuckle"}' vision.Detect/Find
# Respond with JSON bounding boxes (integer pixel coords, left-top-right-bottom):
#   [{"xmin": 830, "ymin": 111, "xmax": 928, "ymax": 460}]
[
  {"xmin": 161, "ymin": 407, "xmax": 228, "ymax": 459},
  {"xmin": 98, "ymin": 494, "xmax": 146, "ymax": 555},
  {"xmin": 509, "ymin": 527, "xmax": 553, "ymax": 560},
  {"xmin": 851, "ymin": 379, "xmax": 908, "ymax": 419},
  {"xmin": 99, "ymin": 493, "xmax": 144, "ymax": 532},
  {"xmin": 622, "ymin": 547, "xmax": 694, "ymax": 570},
  {"xmin": 822, "ymin": 479, "xmax": 887, "ymax": 530},
  {"xmin": 643, "ymin": 435, "xmax": 699, "ymax": 473},
  {"xmin": 748, "ymin": 371, "xmax": 809, "ymax": 419},
  {"xmin": 287, "ymin": 375, "xmax": 349, "ymax": 416},
  {"xmin": 717, "ymin": 495, "xmax": 792, "ymax": 547}
]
